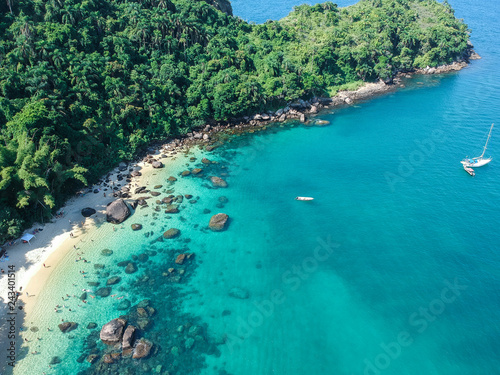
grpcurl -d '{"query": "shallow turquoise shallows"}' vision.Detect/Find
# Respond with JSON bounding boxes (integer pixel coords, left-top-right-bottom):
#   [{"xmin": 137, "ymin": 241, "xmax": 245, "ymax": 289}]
[{"xmin": 11, "ymin": 1, "xmax": 500, "ymax": 374}]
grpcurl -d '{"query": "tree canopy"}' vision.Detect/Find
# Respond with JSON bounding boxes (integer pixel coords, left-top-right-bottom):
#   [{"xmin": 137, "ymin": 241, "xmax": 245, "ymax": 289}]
[{"xmin": 0, "ymin": 0, "xmax": 469, "ymax": 243}]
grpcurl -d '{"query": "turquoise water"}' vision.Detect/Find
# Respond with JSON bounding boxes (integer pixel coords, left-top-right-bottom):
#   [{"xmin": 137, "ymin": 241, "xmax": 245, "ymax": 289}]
[{"xmin": 9, "ymin": 0, "xmax": 500, "ymax": 374}]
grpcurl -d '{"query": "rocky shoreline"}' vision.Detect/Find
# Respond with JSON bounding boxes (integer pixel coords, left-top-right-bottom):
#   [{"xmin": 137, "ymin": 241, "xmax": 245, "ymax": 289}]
[
  {"xmin": 88, "ymin": 46, "xmax": 481, "ymax": 220},
  {"xmin": 123, "ymin": 46, "xmax": 480, "ymax": 166}
]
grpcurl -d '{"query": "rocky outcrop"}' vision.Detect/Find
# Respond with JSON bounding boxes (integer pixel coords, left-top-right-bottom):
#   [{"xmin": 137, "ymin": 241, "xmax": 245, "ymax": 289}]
[
  {"xmin": 130, "ymin": 170, "xmax": 142, "ymax": 177},
  {"xmin": 133, "ymin": 338, "xmax": 153, "ymax": 359},
  {"xmin": 122, "ymin": 325, "xmax": 136, "ymax": 352},
  {"xmin": 100, "ymin": 318, "xmax": 127, "ymax": 344},
  {"xmin": 106, "ymin": 199, "xmax": 131, "ymax": 224},
  {"xmin": 202, "ymin": 0, "xmax": 232, "ymax": 15},
  {"xmin": 416, "ymin": 61, "xmax": 469, "ymax": 75},
  {"xmin": 209, "ymin": 213, "xmax": 229, "ymax": 231},
  {"xmin": 152, "ymin": 161, "xmax": 164, "ymax": 168},
  {"xmin": 81, "ymin": 207, "xmax": 96, "ymax": 217},
  {"xmin": 118, "ymin": 162, "xmax": 128, "ymax": 171}
]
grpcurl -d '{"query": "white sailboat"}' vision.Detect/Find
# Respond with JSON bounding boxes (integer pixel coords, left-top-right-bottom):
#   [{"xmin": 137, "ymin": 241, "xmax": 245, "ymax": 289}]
[{"xmin": 461, "ymin": 123, "xmax": 494, "ymax": 167}]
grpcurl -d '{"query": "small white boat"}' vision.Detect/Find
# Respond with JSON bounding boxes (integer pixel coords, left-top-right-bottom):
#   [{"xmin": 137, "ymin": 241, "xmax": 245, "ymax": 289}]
[
  {"xmin": 463, "ymin": 165, "xmax": 475, "ymax": 177},
  {"xmin": 295, "ymin": 197, "xmax": 314, "ymax": 201},
  {"xmin": 461, "ymin": 123, "xmax": 494, "ymax": 167}
]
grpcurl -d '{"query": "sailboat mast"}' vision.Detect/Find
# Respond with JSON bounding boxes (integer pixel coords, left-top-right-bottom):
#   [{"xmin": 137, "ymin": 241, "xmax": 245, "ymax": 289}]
[{"xmin": 480, "ymin": 123, "xmax": 494, "ymax": 158}]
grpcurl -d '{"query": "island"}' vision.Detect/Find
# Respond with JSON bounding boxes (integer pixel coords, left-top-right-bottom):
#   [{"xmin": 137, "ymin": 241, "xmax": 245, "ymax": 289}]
[{"xmin": 0, "ymin": 0, "xmax": 472, "ymax": 243}]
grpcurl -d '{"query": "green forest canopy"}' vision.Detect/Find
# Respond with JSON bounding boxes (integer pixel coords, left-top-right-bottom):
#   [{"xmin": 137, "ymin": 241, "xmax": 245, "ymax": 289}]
[{"xmin": 0, "ymin": 0, "xmax": 469, "ymax": 243}]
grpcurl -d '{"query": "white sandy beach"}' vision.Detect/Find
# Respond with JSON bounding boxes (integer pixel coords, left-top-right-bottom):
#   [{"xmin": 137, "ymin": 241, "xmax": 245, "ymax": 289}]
[{"xmin": 0, "ymin": 149, "xmax": 182, "ymax": 372}]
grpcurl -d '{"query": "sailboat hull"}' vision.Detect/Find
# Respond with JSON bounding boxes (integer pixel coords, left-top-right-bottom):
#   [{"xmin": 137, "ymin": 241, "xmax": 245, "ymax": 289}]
[
  {"xmin": 461, "ymin": 157, "xmax": 492, "ymax": 167},
  {"xmin": 461, "ymin": 123, "xmax": 494, "ymax": 168}
]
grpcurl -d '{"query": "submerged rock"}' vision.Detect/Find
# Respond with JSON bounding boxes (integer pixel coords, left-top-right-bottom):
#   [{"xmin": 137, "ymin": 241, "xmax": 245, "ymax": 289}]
[
  {"xmin": 162, "ymin": 196, "xmax": 173, "ymax": 204},
  {"xmin": 131, "ymin": 224, "xmax": 142, "ymax": 231},
  {"xmin": 50, "ymin": 356, "xmax": 62, "ymax": 365},
  {"xmin": 185, "ymin": 337, "xmax": 195, "ymax": 350},
  {"xmin": 117, "ymin": 299, "xmax": 131, "ymax": 311},
  {"xmin": 106, "ymin": 199, "xmax": 131, "ymax": 224},
  {"xmin": 125, "ymin": 262, "xmax": 138, "ymax": 274},
  {"xmin": 58, "ymin": 322, "xmax": 78, "ymax": 333},
  {"xmin": 211, "ymin": 176, "xmax": 228, "ymax": 188},
  {"xmin": 228, "ymin": 287, "xmax": 250, "ymax": 299},
  {"xmin": 192, "ymin": 168, "xmax": 203, "ymax": 175},
  {"xmin": 100, "ymin": 318, "xmax": 127, "ymax": 344},
  {"xmin": 165, "ymin": 204, "xmax": 179, "ymax": 213},
  {"xmin": 175, "ymin": 253, "xmax": 186, "ymax": 265},
  {"xmin": 315, "ymin": 120, "xmax": 330, "ymax": 126},
  {"xmin": 101, "ymin": 249, "xmax": 113, "ymax": 256},
  {"xmin": 86, "ymin": 354, "xmax": 98, "ymax": 364},
  {"xmin": 96, "ymin": 287, "xmax": 111, "ymax": 297},
  {"xmin": 133, "ymin": 338, "xmax": 153, "ymax": 359},
  {"xmin": 163, "ymin": 228, "xmax": 180, "ymax": 239},
  {"xmin": 106, "ymin": 276, "xmax": 121, "ymax": 285},
  {"xmin": 209, "ymin": 213, "xmax": 229, "ymax": 231}
]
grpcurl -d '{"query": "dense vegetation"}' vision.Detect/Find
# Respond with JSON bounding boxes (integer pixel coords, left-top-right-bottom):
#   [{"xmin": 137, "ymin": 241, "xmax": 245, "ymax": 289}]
[{"xmin": 0, "ymin": 0, "xmax": 469, "ymax": 242}]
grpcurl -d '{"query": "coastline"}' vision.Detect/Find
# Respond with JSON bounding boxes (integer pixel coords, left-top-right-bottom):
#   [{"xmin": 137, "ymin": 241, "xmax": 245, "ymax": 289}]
[
  {"xmin": 0, "ymin": 51, "xmax": 480, "ymax": 314},
  {"xmin": 0, "ymin": 152, "xmax": 186, "ymax": 373},
  {"xmin": 0, "ymin": 48, "xmax": 480, "ymax": 373},
  {"xmin": 169, "ymin": 49, "xmax": 481, "ymax": 152}
]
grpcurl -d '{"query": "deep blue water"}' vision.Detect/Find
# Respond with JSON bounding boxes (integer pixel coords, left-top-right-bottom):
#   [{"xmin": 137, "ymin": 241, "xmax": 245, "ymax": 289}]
[{"xmin": 10, "ymin": 1, "xmax": 500, "ymax": 374}]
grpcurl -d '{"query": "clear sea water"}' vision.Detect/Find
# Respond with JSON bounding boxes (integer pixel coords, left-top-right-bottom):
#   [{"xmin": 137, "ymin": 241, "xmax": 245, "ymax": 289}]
[{"xmin": 8, "ymin": 0, "xmax": 500, "ymax": 374}]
